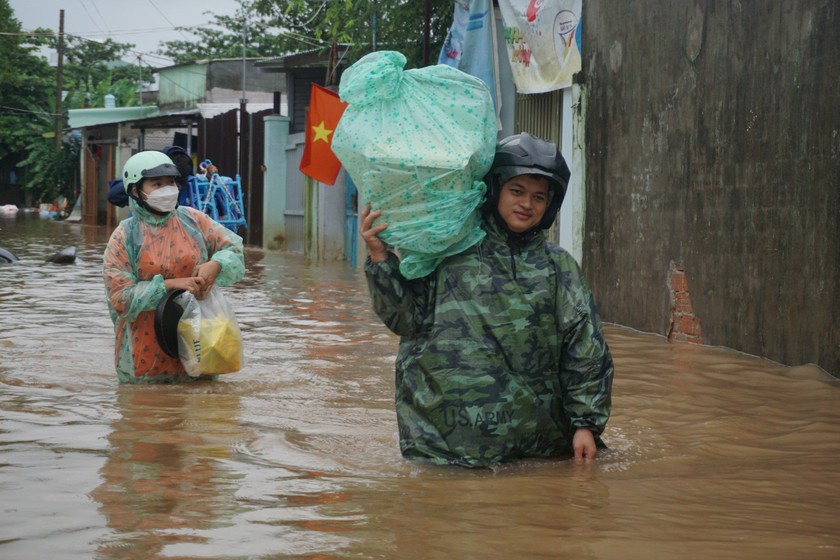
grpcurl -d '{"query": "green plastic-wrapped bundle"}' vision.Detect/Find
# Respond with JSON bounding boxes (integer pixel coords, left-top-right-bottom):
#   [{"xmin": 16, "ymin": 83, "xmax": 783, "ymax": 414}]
[{"xmin": 332, "ymin": 51, "xmax": 497, "ymax": 279}]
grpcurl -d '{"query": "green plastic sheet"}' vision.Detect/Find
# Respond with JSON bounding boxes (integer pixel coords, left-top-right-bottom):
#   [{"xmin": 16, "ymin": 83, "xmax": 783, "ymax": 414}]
[{"xmin": 333, "ymin": 51, "xmax": 497, "ymax": 279}]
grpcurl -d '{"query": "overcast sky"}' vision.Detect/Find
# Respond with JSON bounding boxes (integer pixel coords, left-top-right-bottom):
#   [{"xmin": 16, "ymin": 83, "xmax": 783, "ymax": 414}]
[{"xmin": 10, "ymin": 0, "xmax": 245, "ymax": 67}]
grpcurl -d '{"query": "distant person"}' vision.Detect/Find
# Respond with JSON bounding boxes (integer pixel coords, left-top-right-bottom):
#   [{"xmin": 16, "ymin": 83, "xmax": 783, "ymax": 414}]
[
  {"xmin": 361, "ymin": 132, "xmax": 614, "ymax": 467},
  {"xmin": 107, "ymin": 146, "xmax": 195, "ymax": 208},
  {"xmin": 163, "ymin": 145, "xmax": 198, "ymax": 208},
  {"xmin": 103, "ymin": 151, "xmax": 245, "ymax": 383}
]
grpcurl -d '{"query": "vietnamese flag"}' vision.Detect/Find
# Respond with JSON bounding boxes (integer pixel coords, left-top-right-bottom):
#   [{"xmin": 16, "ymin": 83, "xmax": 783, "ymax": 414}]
[{"xmin": 299, "ymin": 83, "xmax": 348, "ymax": 186}]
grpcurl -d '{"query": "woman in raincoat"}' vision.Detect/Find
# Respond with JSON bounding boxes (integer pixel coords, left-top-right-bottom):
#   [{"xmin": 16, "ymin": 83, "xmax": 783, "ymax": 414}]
[
  {"xmin": 362, "ymin": 133, "xmax": 614, "ymax": 468},
  {"xmin": 103, "ymin": 151, "xmax": 245, "ymax": 383}
]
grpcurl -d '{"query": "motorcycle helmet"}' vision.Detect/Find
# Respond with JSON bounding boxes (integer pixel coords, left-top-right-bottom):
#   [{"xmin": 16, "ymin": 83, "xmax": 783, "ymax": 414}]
[
  {"xmin": 485, "ymin": 132, "xmax": 571, "ymax": 230},
  {"xmin": 122, "ymin": 151, "xmax": 180, "ymax": 193}
]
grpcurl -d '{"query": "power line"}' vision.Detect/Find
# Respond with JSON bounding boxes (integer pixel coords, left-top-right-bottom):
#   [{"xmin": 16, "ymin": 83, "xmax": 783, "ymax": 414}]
[
  {"xmin": 0, "ymin": 104, "xmax": 62, "ymax": 118},
  {"xmin": 0, "ymin": 27, "xmax": 186, "ymax": 39},
  {"xmin": 77, "ymin": 0, "xmax": 108, "ymax": 37},
  {"xmin": 146, "ymin": 0, "xmax": 193, "ymax": 43},
  {"xmin": 85, "ymin": 0, "xmax": 111, "ymax": 34},
  {"xmin": 0, "ymin": 30, "xmax": 178, "ymax": 66},
  {"xmin": 3, "ymin": 26, "xmax": 331, "ymax": 67}
]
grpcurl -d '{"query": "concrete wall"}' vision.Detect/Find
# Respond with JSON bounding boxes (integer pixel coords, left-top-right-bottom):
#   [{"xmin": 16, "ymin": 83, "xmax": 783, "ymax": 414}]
[
  {"xmin": 582, "ymin": 1, "xmax": 839, "ymax": 375},
  {"xmin": 268, "ymin": 131, "xmax": 351, "ymax": 260},
  {"xmin": 318, "ymin": 168, "xmax": 349, "ymax": 261}
]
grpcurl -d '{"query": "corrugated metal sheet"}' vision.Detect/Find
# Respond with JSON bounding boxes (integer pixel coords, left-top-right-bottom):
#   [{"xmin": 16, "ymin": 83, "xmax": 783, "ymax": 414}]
[
  {"xmin": 285, "ymin": 214, "xmax": 305, "ymax": 254},
  {"xmin": 158, "ymin": 64, "xmax": 208, "ymax": 108},
  {"xmin": 514, "ymin": 90, "xmax": 563, "ymax": 146},
  {"xmin": 68, "ymin": 106, "xmax": 158, "ymax": 128}
]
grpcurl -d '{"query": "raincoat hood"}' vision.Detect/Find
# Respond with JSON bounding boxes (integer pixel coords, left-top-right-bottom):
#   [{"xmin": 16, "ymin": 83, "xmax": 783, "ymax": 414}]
[{"xmin": 128, "ymin": 197, "xmax": 176, "ymax": 225}]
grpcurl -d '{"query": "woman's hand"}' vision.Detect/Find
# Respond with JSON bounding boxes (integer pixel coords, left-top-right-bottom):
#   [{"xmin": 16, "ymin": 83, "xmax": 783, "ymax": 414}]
[
  {"xmin": 194, "ymin": 260, "xmax": 222, "ymax": 299},
  {"xmin": 361, "ymin": 203, "xmax": 389, "ymax": 263},
  {"xmin": 164, "ymin": 276, "xmax": 205, "ymax": 296}
]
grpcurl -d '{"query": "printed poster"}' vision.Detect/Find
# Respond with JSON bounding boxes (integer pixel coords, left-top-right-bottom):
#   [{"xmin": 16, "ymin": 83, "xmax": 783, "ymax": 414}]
[{"xmin": 498, "ymin": 0, "xmax": 583, "ymax": 93}]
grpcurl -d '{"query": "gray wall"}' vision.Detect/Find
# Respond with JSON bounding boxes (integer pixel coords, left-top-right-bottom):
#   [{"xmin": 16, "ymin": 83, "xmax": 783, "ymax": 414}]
[
  {"xmin": 582, "ymin": 1, "xmax": 839, "ymax": 375},
  {"xmin": 282, "ymin": 132, "xmax": 350, "ymax": 260},
  {"xmin": 285, "ymin": 134, "xmax": 306, "ymax": 254}
]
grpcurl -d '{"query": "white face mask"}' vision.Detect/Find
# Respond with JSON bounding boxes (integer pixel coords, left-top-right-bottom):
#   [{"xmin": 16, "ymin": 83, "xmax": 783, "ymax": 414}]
[{"xmin": 144, "ymin": 185, "xmax": 179, "ymax": 213}]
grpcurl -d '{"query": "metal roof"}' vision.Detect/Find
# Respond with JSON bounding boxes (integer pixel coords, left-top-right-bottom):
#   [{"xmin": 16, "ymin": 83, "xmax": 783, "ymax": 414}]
[
  {"xmin": 68, "ymin": 103, "xmax": 285, "ymax": 131},
  {"xmin": 197, "ymin": 103, "xmax": 277, "ymax": 119},
  {"xmin": 67, "ymin": 106, "xmax": 159, "ymax": 129},
  {"xmin": 254, "ymin": 44, "xmax": 351, "ymax": 73}
]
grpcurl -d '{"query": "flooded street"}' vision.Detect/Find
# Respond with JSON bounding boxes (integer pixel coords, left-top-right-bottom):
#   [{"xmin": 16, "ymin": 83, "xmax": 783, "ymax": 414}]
[{"xmin": 1, "ymin": 211, "xmax": 839, "ymax": 560}]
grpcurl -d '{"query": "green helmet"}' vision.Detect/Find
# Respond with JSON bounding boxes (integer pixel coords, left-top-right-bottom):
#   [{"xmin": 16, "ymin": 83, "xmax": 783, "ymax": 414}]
[{"xmin": 122, "ymin": 151, "xmax": 180, "ymax": 192}]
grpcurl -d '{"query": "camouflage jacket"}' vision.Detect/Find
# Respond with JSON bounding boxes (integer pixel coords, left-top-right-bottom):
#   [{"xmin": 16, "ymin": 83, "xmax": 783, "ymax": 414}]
[{"xmin": 365, "ymin": 216, "xmax": 614, "ymax": 467}]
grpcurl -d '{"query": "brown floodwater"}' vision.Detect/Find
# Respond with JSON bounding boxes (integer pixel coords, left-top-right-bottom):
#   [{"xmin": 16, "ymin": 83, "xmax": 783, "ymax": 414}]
[{"xmin": 1, "ymin": 210, "xmax": 838, "ymax": 560}]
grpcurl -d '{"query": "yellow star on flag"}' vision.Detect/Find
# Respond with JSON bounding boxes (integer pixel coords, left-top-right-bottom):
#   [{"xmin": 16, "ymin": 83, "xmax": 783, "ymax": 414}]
[{"xmin": 311, "ymin": 120, "xmax": 333, "ymax": 144}]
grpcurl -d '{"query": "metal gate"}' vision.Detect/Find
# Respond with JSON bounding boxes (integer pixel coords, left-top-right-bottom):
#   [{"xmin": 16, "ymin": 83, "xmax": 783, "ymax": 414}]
[
  {"xmin": 197, "ymin": 107, "xmax": 274, "ymax": 246},
  {"xmin": 515, "ymin": 90, "xmax": 563, "ymax": 144}
]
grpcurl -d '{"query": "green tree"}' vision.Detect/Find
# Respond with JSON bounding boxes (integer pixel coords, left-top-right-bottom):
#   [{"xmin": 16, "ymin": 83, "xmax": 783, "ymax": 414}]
[
  {"xmin": 256, "ymin": 0, "xmax": 454, "ymax": 69},
  {"xmin": 16, "ymin": 124, "xmax": 81, "ymax": 206},
  {"xmin": 158, "ymin": 0, "xmax": 454, "ymax": 69},
  {"xmin": 54, "ymin": 35, "xmax": 148, "ymax": 109},
  {"xmin": 158, "ymin": 0, "xmax": 302, "ymax": 64},
  {"xmin": 1, "ymin": 0, "xmax": 153, "ymax": 205},
  {"xmin": 0, "ymin": 0, "xmax": 53, "ymax": 160}
]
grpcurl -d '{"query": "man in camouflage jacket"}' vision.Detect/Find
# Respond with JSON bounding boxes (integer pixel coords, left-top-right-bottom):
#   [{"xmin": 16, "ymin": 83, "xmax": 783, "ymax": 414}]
[{"xmin": 363, "ymin": 133, "xmax": 614, "ymax": 468}]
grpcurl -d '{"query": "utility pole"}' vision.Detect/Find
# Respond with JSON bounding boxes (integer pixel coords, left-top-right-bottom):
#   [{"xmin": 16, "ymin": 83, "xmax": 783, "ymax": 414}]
[
  {"xmin": 54, "ymin": 9, "xmax": 64, "ymax": 149},
  {"xmin": 372, "ymin": 6, "xmax": 377, "ymax": 52},
  {"xmin": 238, "ymin": 7, "xmax": 250, "ymax": 240},
  {"xmin": 239, "ymin": 12, "xmax": 248, "ymax": 178},
  {"xmin": 137, "ymin": 54, "xmax": 143, "ymax": 105},
  {"xmin": 241, "ymin": 21, "xmax": 247, "ymax": 106}
]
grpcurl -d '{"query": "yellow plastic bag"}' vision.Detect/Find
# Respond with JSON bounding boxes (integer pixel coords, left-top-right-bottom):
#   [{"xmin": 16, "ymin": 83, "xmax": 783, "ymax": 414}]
[{"xmin": 177, "ymin": 286, "xmax": 243, "ymax": 376}]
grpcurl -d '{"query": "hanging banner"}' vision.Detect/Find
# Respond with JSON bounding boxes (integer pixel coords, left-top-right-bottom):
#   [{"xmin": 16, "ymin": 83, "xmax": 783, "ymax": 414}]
[
  {"xmin": 498, "ymin": 0, "xmax": 582, "ymax": 94},
  {"xmin": 438, "ymin": 0, "xmax": 498, "ymax": 111}
]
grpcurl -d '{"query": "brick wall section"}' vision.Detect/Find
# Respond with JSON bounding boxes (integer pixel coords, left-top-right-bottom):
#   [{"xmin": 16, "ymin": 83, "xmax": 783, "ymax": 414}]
[{"xmin": 668, "ymin": 263, "xmax": 703, "ymax": 344}]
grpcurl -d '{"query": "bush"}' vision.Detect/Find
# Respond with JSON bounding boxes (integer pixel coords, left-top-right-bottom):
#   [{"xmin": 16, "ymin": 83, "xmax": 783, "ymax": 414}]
[{"xmin": 18, "ymin": 134, "xmax": 81, "ymax": 206}]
